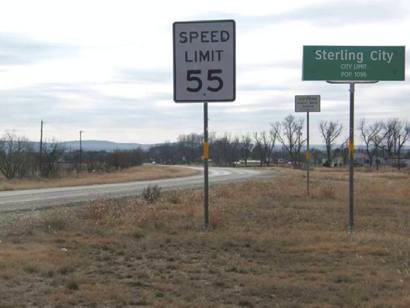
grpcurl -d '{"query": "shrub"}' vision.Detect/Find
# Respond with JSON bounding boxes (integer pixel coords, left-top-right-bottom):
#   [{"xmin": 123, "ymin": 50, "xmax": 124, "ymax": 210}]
[
  {"xmin": 41, "ymin": 209, "xmax": 70, "ymax": 232},
  {"xmin": 142, "ymin": 185, "xmax": 161, "ymax": 203}
]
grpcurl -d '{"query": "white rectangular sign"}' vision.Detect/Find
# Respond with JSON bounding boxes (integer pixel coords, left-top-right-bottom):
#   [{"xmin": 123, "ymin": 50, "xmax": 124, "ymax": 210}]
[
  {"xmin": 173, "ymin": 20, "xmax": 236, "ymax": 102},
  {"xmin": 295, "ymin": 95, "xmax": 321, "ymax": 112}
]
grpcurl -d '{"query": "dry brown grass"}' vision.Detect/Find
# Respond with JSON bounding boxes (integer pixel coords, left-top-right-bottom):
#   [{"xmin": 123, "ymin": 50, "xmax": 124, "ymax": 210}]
[
  {"xmin": 0, "ymin": 167, "xmax": 409, "ymax": 307},
  {"xmin": 0, "ymin": 164, "xmax": 198, "ymax": 191}
]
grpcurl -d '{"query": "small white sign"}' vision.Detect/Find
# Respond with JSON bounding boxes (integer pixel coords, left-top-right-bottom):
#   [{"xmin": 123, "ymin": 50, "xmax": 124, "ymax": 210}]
[
  {"xmin": 173, "ymin": 20, "xmax": 236, "ymax": 102},
  {"xmin": 295, "ymin": 95, "xmax": 321, "ymax": 112}
]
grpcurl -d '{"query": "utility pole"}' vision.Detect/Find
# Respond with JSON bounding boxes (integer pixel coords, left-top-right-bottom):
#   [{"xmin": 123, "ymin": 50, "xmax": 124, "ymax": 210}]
[
  {"xmin": 39, "ymin": 120, "xmax": 44, "ymax": 174},
  {"xmin": 79, "ymin": 130, "xmax": 84, "ymax": 171}
]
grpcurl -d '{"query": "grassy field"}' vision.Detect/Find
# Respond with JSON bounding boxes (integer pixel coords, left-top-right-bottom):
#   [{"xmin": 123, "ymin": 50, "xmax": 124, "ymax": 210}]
[
  {"xmin": 0, "ymin": 167, "xmax": 409, "ymax": 307},
  {"xmin": 0, "ymin": 164, "xmax": 198, "ymax": 191}
]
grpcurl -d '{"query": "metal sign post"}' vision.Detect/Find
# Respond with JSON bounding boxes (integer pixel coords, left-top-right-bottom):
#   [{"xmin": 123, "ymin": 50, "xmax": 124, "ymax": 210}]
[
  {"xmin": 173, "ymin": 20, "xmax": 236, "ymax": 229},
  {"xmin": 348, "ymin": 83, "xmax": 354, "ymax": 232},
  {"xmin": 295, "ymin": 95, "xmax": 320, "ymax": 196},
  {"xmin": 203, "ymin": 102, "xmax": 209, "ymax": 227},
  {"xmin": 327, "ymin": 81, "xmax": 378, "ymax": 232},
  {"xmin": 306, "ymin": 111, "xmax": 310, "ymax": 196}
]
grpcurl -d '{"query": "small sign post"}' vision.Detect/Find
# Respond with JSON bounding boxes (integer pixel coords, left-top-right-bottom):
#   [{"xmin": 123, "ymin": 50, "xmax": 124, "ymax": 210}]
[
  {"xmin": 173, "ymin": 20, "xmax": 236, "ymax": 229},
  {"xmin": 303, "ymin": 45, "xmax": 405, "ymax": 232},
  {"xmin": 295, "ymin": 95, "xmax": 321, "ymax": 196}
]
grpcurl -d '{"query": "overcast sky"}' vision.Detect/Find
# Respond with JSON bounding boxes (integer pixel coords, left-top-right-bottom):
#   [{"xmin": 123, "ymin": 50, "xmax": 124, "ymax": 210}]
[{"xmin": 0, "ymin": 0, "xmax": 409, "ymax": 144}]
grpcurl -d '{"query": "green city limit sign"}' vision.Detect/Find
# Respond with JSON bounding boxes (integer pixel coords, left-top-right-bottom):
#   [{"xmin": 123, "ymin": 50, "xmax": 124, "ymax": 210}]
[{"xmin": 303, "ymin": 46, "xmax": 405, "ymax": 81}]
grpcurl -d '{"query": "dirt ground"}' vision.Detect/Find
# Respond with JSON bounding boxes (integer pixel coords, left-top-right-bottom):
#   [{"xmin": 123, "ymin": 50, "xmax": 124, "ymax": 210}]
[
  {"xmin": 0, "ymin": 164, "xmax": 198, "ymax": 191},
  {"xmin": 0, "ymin": 167, "xmax": 409, "ymax": 307}
]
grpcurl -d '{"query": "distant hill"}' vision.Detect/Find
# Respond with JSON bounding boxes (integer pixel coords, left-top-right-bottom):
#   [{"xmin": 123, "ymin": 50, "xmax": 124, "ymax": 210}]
[
  {"xmin": 31, "ymin": 140, "xmax": 153, "ymax": 152},
  {"xmin": 62, "ymin": 140, "xmax": 152, "ymax": 152},
  {"xmin": 27, "ymin": 141, "xmax": 409, "ymax": 153}
]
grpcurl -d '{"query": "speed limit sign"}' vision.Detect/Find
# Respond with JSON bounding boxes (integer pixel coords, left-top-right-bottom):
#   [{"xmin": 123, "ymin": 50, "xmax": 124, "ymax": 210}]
[{"xmin": 173, "ymin": 20, "xmax": 236, "ymax": 102}]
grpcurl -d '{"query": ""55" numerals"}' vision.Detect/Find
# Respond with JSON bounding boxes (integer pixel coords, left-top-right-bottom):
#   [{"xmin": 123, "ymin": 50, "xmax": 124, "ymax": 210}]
[{"xmin": 186, "ymin": 69, "xmax": 223, "ymax": 92}]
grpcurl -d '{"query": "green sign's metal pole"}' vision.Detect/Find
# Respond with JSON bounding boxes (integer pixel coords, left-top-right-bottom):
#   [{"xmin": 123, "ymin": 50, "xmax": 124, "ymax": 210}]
[
  {"xmin": 39, "ymin": 120, "xmax": 44, "ymax": 173},
  {"xmin": 203, "ymin": 102, "xmax": 209, "ymax": 229},
  {"xmin": 348, "ymin": 83, "xmax": 355, "ymax": 232},
  {"xmin": 306, "ymin": 111, "xmax": 310, "ymax": 196},
  {"xmin": 327, "ymin": 80, "xmax": 378, "ymax": 233}
]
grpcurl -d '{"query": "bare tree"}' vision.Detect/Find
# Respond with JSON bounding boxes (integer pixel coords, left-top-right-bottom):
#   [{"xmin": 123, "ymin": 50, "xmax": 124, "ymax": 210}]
[
  {"xmin": 319, "ymin": 121, "xmax": 343, "ymax": 167},
  {"xmin": 260, "ymin": 131, "xmax": 276, "ymax": 166},
  {"xmin": 397, "ymin": 122, "xmax": 410, "ymax": 169},
  {"xmin": 382, "ymin": 119, "xmax": 410, "ymax": 169},
  {"xmin": 269, "ymin": 128, "xmax": 278, "ymax": 165},
  {"xmin": 383, "ymin": 119, "xmax": 397, "ymax": 159},
  {"xmin": 372, "ymin": 125, "xmax": 386, "ymax": 170},
  {"xmin": 272, "ymin": 115, "xmax": 305, "ymax": 167},
  {"xmin": 240, "ymin": 134, "xmax": 253, "ymax": 166},
  {"xmin": 358, "ymin": 119, "xmax": 384, "ymax": 168},
  {"xmin": 0, "ymin": 133, "xmax": 35, "ymax": 179},
  {"xmin": 41, "ymin": 141, "xmax": 65, "ymax": 177},
  {"xmin": 210, "ymin": 134, "xmax": 241, "ymax": 166},
  {"xmin": 106, "ymin": 149, "xmax": 145, "ymax": 170},
  {"xmin": 253, "ymin": 132, "xmax": 264, "ymax": 166},
  {"xmin": 177, "ymin": 133, "xmax": 202, "ymax": 164}
]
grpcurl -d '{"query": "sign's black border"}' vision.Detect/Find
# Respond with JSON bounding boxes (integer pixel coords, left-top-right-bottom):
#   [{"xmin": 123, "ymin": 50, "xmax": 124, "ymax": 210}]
[{"xmin": 173, "ymin": 19, "xmax": 236, "ymax": 103}]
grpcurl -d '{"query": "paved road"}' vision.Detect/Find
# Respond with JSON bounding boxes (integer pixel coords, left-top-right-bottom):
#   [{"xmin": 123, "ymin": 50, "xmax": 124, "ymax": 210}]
[{"xmin": 0, "ymin": 167, "xmax": 274, "ymax": 213}]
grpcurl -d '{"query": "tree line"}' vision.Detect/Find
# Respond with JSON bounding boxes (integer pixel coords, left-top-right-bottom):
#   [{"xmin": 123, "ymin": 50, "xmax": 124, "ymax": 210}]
[
  {"xmin": 148, "ymin": 115, "xmax": 410, "ymax": 169},
  {"xmin": 0, "ymin": 132, "xmax": 145, "ymax": 179},
  {"xmin": 1, "ymin": 116, "xmax": 409, "ymax": 179},
  {"xmin": 359, "ymin": 118, "xmax": 410, "ymax": 169}
]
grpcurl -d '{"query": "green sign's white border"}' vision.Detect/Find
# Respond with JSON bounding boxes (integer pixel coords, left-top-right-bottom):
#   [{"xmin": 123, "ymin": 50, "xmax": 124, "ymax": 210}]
[{"xmin": 303, "ymin": 45, "xmax": 405, "ymax": 81}]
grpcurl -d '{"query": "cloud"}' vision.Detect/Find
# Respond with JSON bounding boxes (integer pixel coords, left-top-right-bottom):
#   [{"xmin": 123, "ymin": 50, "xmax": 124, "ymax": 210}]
[
  {"xmin": 198, "ymin": 0, "xmax": 407, "ymax": 29},
  {"xmin": 239, "ymin": 84, "xmax": 288, "ymax": 92},
  {"xmin": 276, "ymin": 0, "xmax": 406, "ymax": 25},
  {"xmin": 0, "ymin": 33, "xmax": 77, "ymax": 66},
  {"xmin": 239, "ymin": 60, "xmax": 300, "ymax": 73},
  {"xmin": 0, "ymin": 82, "xmax": 177, "ymax": 139},
  {"xmin": 1, "ymin": 77, "xmax": 408, "ymax": 144},
  {"xmin": 117, "ymin": 68, "xmax": 172, "ymax": 83},
  {"xmin": 0, "ymin": 0, "xmax": 408, "ymax": 144}
]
